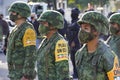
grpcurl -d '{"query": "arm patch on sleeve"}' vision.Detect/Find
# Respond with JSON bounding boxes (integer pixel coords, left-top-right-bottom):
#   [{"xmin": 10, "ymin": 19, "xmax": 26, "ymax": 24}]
[
  {"xmin": 107, "ymin": 55, "xmax": 120, "ymax": 80},
  {"xmin": 55, "ymin": 39, "xmax": 68, "ymax": 62},
  {"xmin": 23, "ymin": 28, "xmax": 36, "ymax": 47}
]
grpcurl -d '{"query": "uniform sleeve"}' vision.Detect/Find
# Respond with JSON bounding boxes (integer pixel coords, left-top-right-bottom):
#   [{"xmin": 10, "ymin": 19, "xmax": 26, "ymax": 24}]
[
  {"xmin": 55, "ymin": 39, "xmax": 69, "ymax": 80},
  {"xmin": 103, "ymin": 51, "xmax": 120, "ymax": 80},
  {"xmin": 22, "ymin": 28, "xmax": 37, "ymax": 79}
]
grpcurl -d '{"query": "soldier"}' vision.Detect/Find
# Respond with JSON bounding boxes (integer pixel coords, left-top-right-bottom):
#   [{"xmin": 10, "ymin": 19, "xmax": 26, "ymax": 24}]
[
  {"xmin": 76, "ymin": 11, "xmax": 120, "ymax": 80},
  {"xmin": 7, "ymin": 1, "xmax": 36, "ymax": 80},
  {"xmin": 107, "ymin": 13, "xmax": 120, "ymax": 62},
  {"xmin": 37, "ymin": 10, "xmax": 69, "ymax": 80}
]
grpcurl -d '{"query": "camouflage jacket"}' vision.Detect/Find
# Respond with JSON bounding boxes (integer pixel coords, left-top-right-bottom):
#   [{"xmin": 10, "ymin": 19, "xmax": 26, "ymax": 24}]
[
  {"xmin": 7, "ymin": 21, "xmax": 36, "ymax": 79},
  {"xmin": 37, "ymin": 32, "xmax": 69, "ymax": 80},
  {"xmin": 75, "ymin": 40, "xmax": 119, "ymax": 80},
  {"xmin": 107, "ymin": 35, "xmax": 120, "ymax": 62}
]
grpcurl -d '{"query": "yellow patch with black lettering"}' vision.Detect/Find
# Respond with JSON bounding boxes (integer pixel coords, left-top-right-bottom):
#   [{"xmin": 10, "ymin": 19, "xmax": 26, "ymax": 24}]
[
  {"xmin": 23, "ymin": 28, "xmax": 36, "ymax": 47},
  {"xmin": 55, "ymin": 39, "xmax": 68, "ymax": 62},
  {"xmin": 107, "ymin": 55, "xmax": 120, "ymax": 80}
]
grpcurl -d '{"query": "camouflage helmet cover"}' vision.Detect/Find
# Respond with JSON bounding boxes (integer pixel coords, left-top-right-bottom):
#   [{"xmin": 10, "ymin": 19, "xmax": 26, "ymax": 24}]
[
  {"xmin": 109, "ymin": 13, "xmax": 120, "ymax": 25},
  {"xmin": 8, "ymin": 1, "xmax": 31, "ymax": 18},
  {"xmin": 38, "ymin": 10, "xmax": 64, "ymax": 29},
  {"xmin": 78, "ymin": 11, "xmax": 109, "ymax": 35}
]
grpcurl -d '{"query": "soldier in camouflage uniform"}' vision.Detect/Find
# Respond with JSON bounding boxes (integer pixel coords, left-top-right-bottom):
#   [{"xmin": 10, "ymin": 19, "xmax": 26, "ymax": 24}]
[
  {"xmin": 76, "ymin": 11, "xmax": 120, "ymax": 80},
  {"xmin": 107, "ymin": 13, "xmax": 120, "ymax": 62},
  {"xmin": 37, "ymin": 10, "xmax": 69, "ymax": 80},
  {"xmin": 7, "ymin": 1, "xmax": 36, "ymax": 80}
]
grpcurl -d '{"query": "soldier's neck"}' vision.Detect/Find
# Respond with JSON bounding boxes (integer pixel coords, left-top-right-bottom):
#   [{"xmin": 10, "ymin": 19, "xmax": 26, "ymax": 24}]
[
  {"xmin": 15, "ymin": 19, "xmax": 26, "ymax": 27},
  {"xmin": 46, "ymin": 30, "xmax": 57, "ymax": 40},
  {"xmin": 87, "ymin": 37, "xmax": 98, "ymax": 53}
]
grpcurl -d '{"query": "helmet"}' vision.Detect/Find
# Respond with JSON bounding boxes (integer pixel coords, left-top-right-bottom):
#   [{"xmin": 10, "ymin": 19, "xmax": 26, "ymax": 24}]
[
  {"xmin": 38, "ymin": 10, "xmax": 64, "ymax": 29},
  {"xmin": 109, "ymin": 13, "xmax": 120, "ymax": 25},
  {"xmin": 8, "ymin": 1, "xmax": 31, "ymax": 18},
  {"xmin": 78, "ymin": 11, "xmax": 109, "ymax": 35}
]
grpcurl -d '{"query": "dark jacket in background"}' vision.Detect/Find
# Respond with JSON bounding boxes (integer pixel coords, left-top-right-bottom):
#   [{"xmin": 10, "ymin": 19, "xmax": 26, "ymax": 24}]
[{"xmin": 30, "ymin": 20, "xmax": 39, "ymax": 36}]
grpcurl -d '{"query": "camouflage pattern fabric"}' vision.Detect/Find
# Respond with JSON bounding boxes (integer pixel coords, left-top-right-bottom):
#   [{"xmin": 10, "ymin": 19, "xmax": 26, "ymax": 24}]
[
  {"xmin": 6, "ymin": 22, "xmax": 36, "ymax": 80},
  {"xmin": 107, "ymin": 35, "xmax": 120, "ymax": 63},
  {"xmin": 38, "ymin": 10, "xmax": 64, "ymax": 29},
  {"xmin": 37, "ymin": 32, "xmax": 69, "ymax": 80},
  {"xmin": 109, "ymin": 13, "xmax": 120, "ymax": 25},
  {"xmin": 8, "ymin": 1, "xmax": 31, "ymax": 18},
  {"xmin": 78, "ymin": 11, "xmax": 109, "ymax": 35},
  {"xmin": 75, "ymin": 40, "xmax": 117, "ymax": 80},
  {"xmin": 107, "ymin": 13, "xmax": 120, "ymax": 63}
]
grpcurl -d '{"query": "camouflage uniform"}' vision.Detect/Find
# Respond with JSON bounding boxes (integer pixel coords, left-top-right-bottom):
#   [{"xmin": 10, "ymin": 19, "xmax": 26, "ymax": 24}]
[
  {"xmin": 76, "ymin": 40, "xmax": 118, "ymax": 80},
  {"xmin": 7, "ymin": 1, "xmax": 36, "ymax": 80},
  {"xmin": 37, "ymin": 10, "xmax": 69, "ymax": 80},
  {"xmin": 107, "ymin": 13, "xmax": 120, "ymax": 62},
  {"xmin": 76, "ymin": 11, "xmax": 120, "ymax": 80}
]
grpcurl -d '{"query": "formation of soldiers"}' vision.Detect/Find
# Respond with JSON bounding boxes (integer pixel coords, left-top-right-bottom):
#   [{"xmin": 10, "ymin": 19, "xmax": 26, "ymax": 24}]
[{"xmin": 1, "ymin": 0, "xmax": 120, "ymax": 80}]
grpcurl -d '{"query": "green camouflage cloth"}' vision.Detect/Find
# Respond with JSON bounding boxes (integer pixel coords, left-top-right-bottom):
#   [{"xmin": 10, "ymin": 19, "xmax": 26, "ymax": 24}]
[
  {"xmin": 75, "ymin": 40, "xmax": 117, "ymax": 80},
  {"xmin": 6, "ymin": 22, "xmax": 36, "ymax": 80},
  {"xmin": 109, "ymin": 13, "xmax": 120, "ymax": 25},
  {"xmin": 37, "ymin": 32, "xmax": 69, "ymax": 80},
  {"xmin": 107, "ymin": 13, "xmax": 120, "ymax": 63},
  {"xmin": 8, "ymin": 1, "xmax": 31, "ymax": 18},
  {"xmin": 107, "ymin": 35, "xmax": 120, "ymax": 62},
  {"xmin": 0, "ymin": 25, "xmax": 2, "ymax": 41},
  {"xmin": 38, "ymin": 10, "xmax": 64, "ymax": 29}
]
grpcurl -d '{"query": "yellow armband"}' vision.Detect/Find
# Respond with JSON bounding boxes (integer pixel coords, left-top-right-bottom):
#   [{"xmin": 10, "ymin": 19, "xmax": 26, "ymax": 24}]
[
  {"xmin": 23, "ymin": 28, "xmax": 36, "ymax": 47},
  {"xmin": 107, "ymin": 56, "xmax": 120, "ymax": 80},
  {"xmin": 55, "ymin": 39, "xmax": 68, "ymax": 62}
]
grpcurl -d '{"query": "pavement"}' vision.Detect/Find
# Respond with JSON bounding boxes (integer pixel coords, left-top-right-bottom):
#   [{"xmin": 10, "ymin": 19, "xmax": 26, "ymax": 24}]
[{"xmin": 0, "ymin": 52, "xmax": 78, "ymax": 80}]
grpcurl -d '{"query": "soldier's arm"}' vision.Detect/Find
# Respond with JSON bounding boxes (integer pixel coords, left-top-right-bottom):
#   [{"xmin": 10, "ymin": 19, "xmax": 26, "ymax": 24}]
[
  {"xmin": 103, "ymin": 51, "xmax": 120, "ymax": 80},
  {"xmin": 22, "ymin": 28, "xmax": 37, "ymax": 79},
  {"xmin": 54, "ymin": 39, "xmax": 69, "ymax": 80}
]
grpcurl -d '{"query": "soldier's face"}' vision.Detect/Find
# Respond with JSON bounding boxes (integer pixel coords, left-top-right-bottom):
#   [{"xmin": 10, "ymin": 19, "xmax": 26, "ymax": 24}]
[
  {"xmin": 110, "ymin": 23, "xmax": 120, "ymax": 35},
  {"xmin": 110, "ymin": 23, "xmax": 119, "ymax": 29},
  {"xmin": 81, "ymin": 23, "xmax": 91, "ymax": 33},
  {"xmin": 40, "ymin": 21, "xmax": 49, "ymax": 27},
  {"xmin": 78, "ymin": 23, "xmax": 98, "ymax": 43}
]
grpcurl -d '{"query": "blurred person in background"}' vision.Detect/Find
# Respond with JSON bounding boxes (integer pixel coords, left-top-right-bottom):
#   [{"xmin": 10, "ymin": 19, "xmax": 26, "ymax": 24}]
[
  {"xmin": 0, "ymin": 14, "xmax": 9, "ymax": 55},
  {"xmin": 29, "ymin": 13, "xmax": 40, "ymax": 48},
  {"xmin": 68, "ymin": 7, "xmax": 81, "ymax": 79},
  {"xmin": 84, "ymin": 3, "xmax": 94, "ymax": 12}
]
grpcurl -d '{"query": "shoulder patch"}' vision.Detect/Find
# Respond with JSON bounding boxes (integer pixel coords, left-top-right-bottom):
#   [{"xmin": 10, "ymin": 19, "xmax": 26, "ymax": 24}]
[
  {"xmin": 55, "ymin": 39, "xmax": 68, "ymax": 62},
  {"xmin": 107, "ymin": 55, "xmax": 120, "ymax": 80},
  {"xmin": 23, "ymin": 28, "xmax": 36, "ymax": 47}
]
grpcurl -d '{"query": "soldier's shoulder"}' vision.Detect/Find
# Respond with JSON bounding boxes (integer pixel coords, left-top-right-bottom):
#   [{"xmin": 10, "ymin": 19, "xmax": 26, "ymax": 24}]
[
  {"xmin": 75, "ymin": 44, "xmax": 86, "ymax": 56},
  {"xmin": 99, "ymin": 41, "xmax": 115, "ymax": 60}
]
